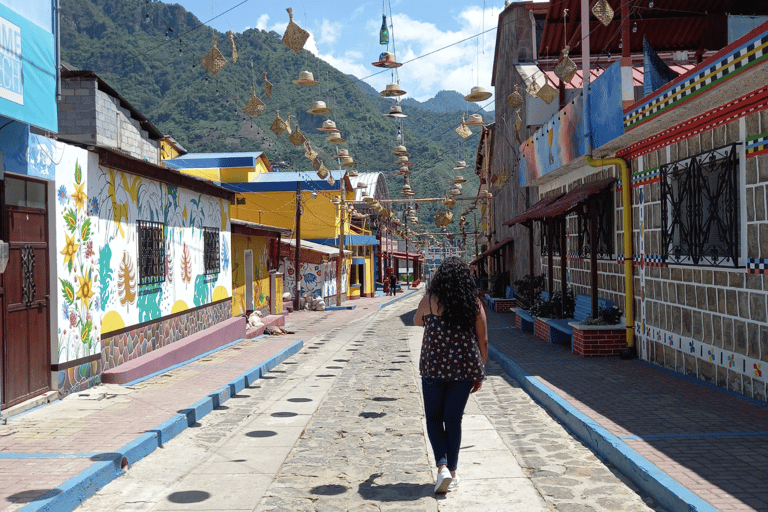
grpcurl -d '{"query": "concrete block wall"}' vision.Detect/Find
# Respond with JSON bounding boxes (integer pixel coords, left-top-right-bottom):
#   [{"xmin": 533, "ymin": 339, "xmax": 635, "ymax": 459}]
[
  {"xmin": 58, "ymin": 80, "xmax": 160, "ymax": 164},
  {"xmin": 635, "ymin": 110, "xmax": 768, "ymax": 403}
]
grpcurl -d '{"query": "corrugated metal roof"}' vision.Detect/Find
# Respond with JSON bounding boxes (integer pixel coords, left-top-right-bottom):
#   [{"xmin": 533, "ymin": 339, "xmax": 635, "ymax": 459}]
[
  {"xmin": 349, "ymin": 172, "xmax": 390, "ymax": 202},
  {"xmin": 503, "ymin": 195, "xmax": 561, "ymax": 226},
  {"xmin": 218, "ymin": 170, "xmax": 351, "ymax": 193},
  {"xmin": 537, "ymin": 178, "xmax": 616, "ymax": 218},
  {"xmin": 538, "ymin": 0, "xmax": 768, "ymax": 60},
  {"xmin": 470, "ymin": 237, "xmax": 514, "ymax": 265},
  {"xmin": 281, "ymin": 238, "xmax": 351, "ymax": 257},
  {"xmin": 164, "ymin": 152, "xmax": 267, "ymax": 171}
]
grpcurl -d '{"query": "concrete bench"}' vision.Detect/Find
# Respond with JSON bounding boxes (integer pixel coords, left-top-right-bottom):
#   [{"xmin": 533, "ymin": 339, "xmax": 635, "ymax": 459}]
[
  {"xmin": 545, "ymin": 294, "xmax": 614, "ymax": 345},
  {"xmin": 512, "ymin": 290, "xmax": 547, "ymax": 332}
]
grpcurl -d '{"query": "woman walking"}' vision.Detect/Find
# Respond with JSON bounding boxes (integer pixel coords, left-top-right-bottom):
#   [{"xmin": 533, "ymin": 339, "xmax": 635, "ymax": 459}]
[{"xmin": 413, "ymin": 257, "xmax": 488, "ymax": 493}]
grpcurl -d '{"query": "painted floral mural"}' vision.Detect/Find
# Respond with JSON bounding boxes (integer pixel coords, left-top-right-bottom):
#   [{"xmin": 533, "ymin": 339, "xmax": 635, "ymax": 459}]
[{"xmin": 51, "ymin": 141, "xmax": 232, "ymax": 367}]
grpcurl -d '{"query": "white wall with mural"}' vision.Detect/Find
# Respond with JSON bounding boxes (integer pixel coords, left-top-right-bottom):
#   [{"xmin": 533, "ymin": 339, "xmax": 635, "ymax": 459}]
[
  {"xmin": 48, "ymin": 138, "xmax": 231, "ymax": 366},
  {"xmin": 280, "ymin": 259, "xmax": 346, "ymax": 301}
]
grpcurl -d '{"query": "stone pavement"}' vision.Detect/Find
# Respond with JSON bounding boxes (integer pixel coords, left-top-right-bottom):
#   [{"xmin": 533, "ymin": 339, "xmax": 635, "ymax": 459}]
[
  {"xmin": 486, "ymin": 308, "xmax": 768, "ymax": 512},
  {"xmin": 0, "ymin": 291, "xmax": 413, "ymax": 512}
]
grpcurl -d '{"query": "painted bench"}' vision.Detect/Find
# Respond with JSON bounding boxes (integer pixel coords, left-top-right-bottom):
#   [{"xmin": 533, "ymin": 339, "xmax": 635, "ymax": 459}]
[{"xmin": 545, "ymin": 294, "xmax": 614, "ymax": 345}]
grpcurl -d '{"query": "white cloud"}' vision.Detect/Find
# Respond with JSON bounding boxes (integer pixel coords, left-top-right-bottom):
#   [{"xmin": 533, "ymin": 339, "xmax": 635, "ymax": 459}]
[
  {"xmin": 318, "ymin": 19, "xmax": 343, "ymax": 45},
  {"xmin": 255, "ymin": 14, "xmax": 270, "ymax": 31}
]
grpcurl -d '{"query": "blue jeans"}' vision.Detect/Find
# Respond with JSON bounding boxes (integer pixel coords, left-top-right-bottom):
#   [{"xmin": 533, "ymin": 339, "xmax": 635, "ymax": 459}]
[{"xmin": 421, "ymin": 377, "xmax": 474, "ymax": 471}]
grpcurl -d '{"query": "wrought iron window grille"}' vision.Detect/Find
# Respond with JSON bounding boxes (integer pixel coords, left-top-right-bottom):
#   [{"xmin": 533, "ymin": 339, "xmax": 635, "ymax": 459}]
[
  {"xmin": 660, "ymin": 143, "xmax": 740, "ymax": 267},
  {"xmin": 576, "ymin": 189, "xmax": 615, "ymax": 260},
  {"xmin": 203, "ymin": 227, "xmax": 220, "ymax": 275},
  {"xmin": 540, "ymin": 220, "xmax": 561, "ymax": 257},
  {"xmin": 137, "ymin": 220, "xmax": 165, "ymax": 286}
]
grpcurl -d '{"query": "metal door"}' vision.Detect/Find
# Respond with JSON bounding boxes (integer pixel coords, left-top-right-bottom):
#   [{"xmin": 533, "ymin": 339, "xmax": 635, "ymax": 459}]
[
  {"xmin": 244, "ymin": 250, "xmax": 254, "ymax": 312},
  {"xmin": 2, "ymin": 175, "xmax": 50, "ymax": 409}
]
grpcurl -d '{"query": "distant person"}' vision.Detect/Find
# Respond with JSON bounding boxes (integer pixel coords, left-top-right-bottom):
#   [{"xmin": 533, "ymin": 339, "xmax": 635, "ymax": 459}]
[
  {"xmin": 389, "ymin": 272, "xmax": 397, "ymax": 296},
  {"xmin": 413, "ymin": 257, "xmax": 488, "ymax": 494}
]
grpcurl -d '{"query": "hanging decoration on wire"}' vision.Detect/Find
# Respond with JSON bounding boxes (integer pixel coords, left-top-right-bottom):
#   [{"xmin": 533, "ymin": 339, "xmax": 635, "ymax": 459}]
[
  {"xmin": 227, "ymin": 30, "xmax": 238, "ymax": 63},
  {"xmin": 270, "ymin": 110, "xmax": 287, "ymax": 136},
  {"xmin": 263, "ymin": 72, "xmax": 273, "ymax": 99},
  {"xmin": 537, "ymin": 75, "xmax": 558, "ymax": 104},
  {"xmin": 592, "ymin": 0, "xmax": 614, "ymax": 27},
  {"xmin": 455, "ymin": 117, "xmax": 472, "ymax": 139},
  {"xmin": 508, "ymin": 84, "xmax": 523, "ymax": 109},
  {"xmin": 244, "ymin": 86, "xmax": 266, "ymax": 117},
  {"xmin": 282, "ymin": 7, "xmax": 310, "ymax": 53},
  {"xmin": 304, "ymin": 141, "xmax": 318, "ymax": 161},
  {"xmin": 201, "ymin": 35, "xmax": 227, "ymax": 75},
  {"xmin": 554, "ymin": 10, "xmax": 577, "ymax": 84},
  {"xmin": 289, "ymin": 124, "xmax": 305, "ymax": 146}
]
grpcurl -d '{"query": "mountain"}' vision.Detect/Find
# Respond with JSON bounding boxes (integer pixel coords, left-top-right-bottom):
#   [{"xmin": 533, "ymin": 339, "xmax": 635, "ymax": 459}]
[{"xmin": 59, "ymin": 0, "xmax": 484, "ymax": 232}]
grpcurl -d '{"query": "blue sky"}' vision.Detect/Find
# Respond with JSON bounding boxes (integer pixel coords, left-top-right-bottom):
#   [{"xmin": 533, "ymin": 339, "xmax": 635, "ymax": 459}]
[{"xmin": 171, "ymin": 0, "xmax": 504, "ymax": 103}]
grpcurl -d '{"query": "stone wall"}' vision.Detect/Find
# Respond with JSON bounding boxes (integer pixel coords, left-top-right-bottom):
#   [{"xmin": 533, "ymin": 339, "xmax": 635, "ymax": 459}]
[{"xmin": 634, "ymin": 111, "xmax": 768, "ymax": 402}]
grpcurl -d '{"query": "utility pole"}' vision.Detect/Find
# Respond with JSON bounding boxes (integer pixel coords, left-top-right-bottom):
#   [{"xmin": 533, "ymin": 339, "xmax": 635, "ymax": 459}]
[
  {"xmin": 336, "ymin": 178, "xmax": 345, "ymax": 306},
  {"xmin": 294, "ymin": 182, "xmax": 302, "ymax": 311},
  {"xmin": 405, "ymin": 210, "xmax": 410, "ymax": 287}
]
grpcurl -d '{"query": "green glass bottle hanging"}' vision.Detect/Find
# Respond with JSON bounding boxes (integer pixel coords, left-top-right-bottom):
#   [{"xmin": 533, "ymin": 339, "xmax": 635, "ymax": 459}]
[{"xmin": 379, "ymin": 14, "xmax": 389, "ymax": 45}]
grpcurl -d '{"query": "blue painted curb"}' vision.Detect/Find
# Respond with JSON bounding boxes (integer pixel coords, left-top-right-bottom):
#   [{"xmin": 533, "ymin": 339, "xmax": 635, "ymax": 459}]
[
  {"xmin": 325, "ymin": 305, "xmax": 356, "ymax": 310},
  {"xmin": 379, "ymin": 289, "xmax": 419, "ymax": 309},
  {"xmin": 489, "ymin": 344, "xmax": 718, "ymax": 512},
  {"xmin": 20, "ymin": 340, "xmax": 304, "ymax": 512}
]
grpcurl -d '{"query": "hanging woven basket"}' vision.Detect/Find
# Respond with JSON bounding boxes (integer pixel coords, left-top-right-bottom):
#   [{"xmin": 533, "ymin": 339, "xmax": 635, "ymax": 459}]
[
  {"xmin": 592, "ymin": 0, "xmax": 615, "ymax": 27},
  {"xmin": 537, "ymin": 82, "xmax": 558, "ymax": 104},
  {"xmin": 526, "ymin": 78, "xmax": 541, "ymax": 98},
  {"xmin": 508, "ymin": 85, "xmax": 524, "ymax": 109},
  {"xmin": 455, "ymin": 118, "xmax": 472, "ymax": 139},
  {"xmin": 284, "ymin": 114, "xmax": 293, "ymax": 135},
  {"xmin": 304, "ymin": 141, "xmax": 318, "ymax": 160},
  {"xmin": 326, "ymin": 173, "xmax": 335, "ymax": 186},
  {"xmin": 270, "ymin": 110, "xmax": 287, "ymax": 136},
  {"xmin": 263, "ymin": 72, "xmax": 273, "ymax": 99},
  {"xmin": 514, "ymin": 109, "xmax": 523, "ymax": 133},
  {"xmin": 244, "ymin": 87, "xmax": 266, "ymax": 117},
  {"xmin": 289, "ymin": 124, "xmax": 305, "ymax": 146},
  {"xmin": 227, "ymin": 30, "xmax": 238, "ymax": 63},
  {"xmin": 201, "ymin": 35, "xmax": 227, "ymax": 75},
  {"xmin": 554, "ymin": 46, "xmax": 577, "ymax": 83},
  {"xmin": 315, "ymin": 160, "xmax": 329, "ymax": 179},
  {"xmin": 282, "ymin": 7, "xmax": 310, "ymax": 53}
]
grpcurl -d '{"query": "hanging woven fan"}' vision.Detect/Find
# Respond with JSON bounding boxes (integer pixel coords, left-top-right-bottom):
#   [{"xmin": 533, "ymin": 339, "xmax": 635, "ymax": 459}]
[
  {"xmin": 263, "ymin": 72, "xmax": 273, "ymax": 99},
  {"xmin": 537, "ymin": 82, "xmax": 558, "ymax": 104},
  {"xmin": 304, "ymin": 141, "xmax": 318, "ymax": 160},
  {"xmin": 592, "ymin": 0, "xmax": 614, "ymax": 27},
  {"xmin": 282, "ymin": 7, "xmax": 309, "ymax": 53},
  {"xmin": 514, "ymin": 109, "xmax": 523, "ymax": 133},
  {"xmin": 327, "ymin": 173, "xmax": 335, "ymax": 186},
  {"xmin": 497, "ymin": 165, "xmax": 510, "ymax": 188},
  {"xmin": 554, "ymin": 46, "xmax": 577, "ymax": 83},
  {"xmin": 284, "ymin": 114, "xmax": 293, "ymax": 135},
  {"xmin": 455, "ymin": 118, "xmax": 472, "ymax": 139},
  {"xmin": 201, "ymin": 35, "xmax": 227, "ymax": 75},
  {"xmin": 508, "ymin": 84, "xmax": 523, "ymax": 109},
  {"xmin": 315, "ymin": 160, "xmax": 329, "ymax": 179},
  {"xmin": 227, "ymin": 30, "xmax": 238, "ymax": 63},
  {"xmin": 270, "ymin": 110, "xmax": 287, "ymax": 136},
  {"xmin": 526, "ymin": 78, "xmax": 541, "ymax": 98},
  {"xmin": 244, "ymin": 87, "xmax": 266, "ymax": 117},
  {"xmin": 289, "ymin": 124, "xmax": 305, "ymax": 147}
]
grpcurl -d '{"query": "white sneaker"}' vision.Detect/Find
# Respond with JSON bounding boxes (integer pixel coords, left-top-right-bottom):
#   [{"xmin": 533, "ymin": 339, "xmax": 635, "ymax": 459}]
[
  {"xmin": 448, "ymin": 474, "xmax": 460, "ymax": 490},
  {"xmin": 435, "ymin": 467, "xmax": 453, "ymax": 493}
]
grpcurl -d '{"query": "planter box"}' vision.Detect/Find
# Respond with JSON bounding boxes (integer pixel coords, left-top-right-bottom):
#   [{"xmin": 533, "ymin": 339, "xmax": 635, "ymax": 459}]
[
  {"xmin": 569, "ymin": 322, "xmax": 626, "ymax": 357},
  {"xmin": 494, "ymin": 299, "xmax": 517, "ymax": 313},
  {"xmin": 534, "ymin": 317, "xmax": 550, "ymax": 341}
]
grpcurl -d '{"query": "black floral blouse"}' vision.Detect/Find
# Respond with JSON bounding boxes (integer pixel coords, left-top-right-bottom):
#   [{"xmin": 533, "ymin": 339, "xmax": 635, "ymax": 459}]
[{"xmin": 419, "ymin": 313, "xmax": 485, "ymax": 382}]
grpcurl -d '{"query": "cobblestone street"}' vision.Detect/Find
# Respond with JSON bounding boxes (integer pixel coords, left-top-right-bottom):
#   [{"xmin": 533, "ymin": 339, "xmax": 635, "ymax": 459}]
[{"xmin": 74, "ymin": 292, "xmax": 662, "ymax": 512}]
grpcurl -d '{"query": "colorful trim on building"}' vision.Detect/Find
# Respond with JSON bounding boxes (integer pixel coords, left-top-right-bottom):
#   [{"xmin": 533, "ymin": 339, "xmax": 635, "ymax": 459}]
[
  {"xmin": 747, "ymin": 132, "xmax": 768, "ymax": 158},
  {"xmin": 747, "ymin": 258, "xmax": 768, "ymax": 274},
  {"xmin": 624, "ymin": 31, "xmax": 768, "ymax": 131}
]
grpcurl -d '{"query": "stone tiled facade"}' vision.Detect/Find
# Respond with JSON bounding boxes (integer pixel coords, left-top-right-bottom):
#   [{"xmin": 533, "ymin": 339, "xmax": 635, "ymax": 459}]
[{"xmin": 101, "ymin": 301, "xmax": 232, "ymax": 374}]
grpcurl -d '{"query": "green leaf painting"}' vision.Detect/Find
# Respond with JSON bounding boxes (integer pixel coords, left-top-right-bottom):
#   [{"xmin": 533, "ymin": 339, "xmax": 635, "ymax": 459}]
[
  {"xmin": 80, "ymin": 218, "xmax": 92, "ymax": 242},
  {"xmin": 98, "ymin": 244, "xmax": 113, "ymax": 311},
  {"xmin": 64, "ymin": 209, "xmax": 77, "ymax": 233},
  {"xmin": 138, "ymin": 289, "xmax": 162, "ymax": 323},
  {"xmin": 80, "ymin": 320, "xmax": 92, "ymax": 345},
  {"xmin": 60, "ymin": 279, "xmax": 75, "ymax": 305},
  {"xmin": 75, "ymin": 160, "xmax": 82, "ymax": 185},
  {"xmin": 193, "ymin": 274, "xmax": 212, "ymax": 307}
]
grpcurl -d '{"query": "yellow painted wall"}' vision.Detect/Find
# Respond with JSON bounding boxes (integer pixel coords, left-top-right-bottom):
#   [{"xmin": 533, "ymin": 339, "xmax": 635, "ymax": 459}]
[
  {"xmin": 160, "ymin": 140, "xmax": 182, "ymax": 160},
  {"xmin": 232, "ymin": 191, "xmax": 341, "ymax": 239},
  {"xmin": 231, "ymin": 234, "xmax": 271, "ymax": 316},
  {"xmin": 178, "ymin": 168, "xmax": 222, "ymax": 181}
]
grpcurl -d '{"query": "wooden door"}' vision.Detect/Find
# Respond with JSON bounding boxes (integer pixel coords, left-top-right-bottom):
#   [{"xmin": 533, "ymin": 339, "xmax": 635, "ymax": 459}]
[{"xmin": 2, "ymin": 175, "xmax": 50, "ymax": 409}]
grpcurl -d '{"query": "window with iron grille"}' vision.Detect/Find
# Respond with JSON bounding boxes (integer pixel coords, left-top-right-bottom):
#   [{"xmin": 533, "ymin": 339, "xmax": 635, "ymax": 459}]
[
  {"xmin": 660, "ymin": 143, "xmax": 740, "ymax": 267},
  {"xmin": 137, "ymin": 220, "xmax": 165, "ymax": 285},
  {"xmin": 540, "ymin": 220, "xmax": 561, "ymax": 257},
  {"xmin": 203, "ymin": 227, "xmax": 220, "ymax": 275},
  {"xmin": 576, "ymin": 189, "xmax": 615, "ymax": 260}
]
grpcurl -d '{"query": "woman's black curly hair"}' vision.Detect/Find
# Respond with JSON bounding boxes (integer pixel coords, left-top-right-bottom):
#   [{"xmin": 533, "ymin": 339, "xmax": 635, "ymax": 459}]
[{"xmin": 427, "ymin": 257, "xmax": 478, "ymax": 330}]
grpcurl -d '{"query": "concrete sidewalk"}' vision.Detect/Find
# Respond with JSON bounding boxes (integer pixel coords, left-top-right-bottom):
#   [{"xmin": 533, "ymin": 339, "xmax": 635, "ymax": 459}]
[
  {"xmin": 0, "ymin": 291, "xmax": 418, "ymax": 512},
  {"xmin": 486, "ymin": 308, "xmax": 768, "ymax": 512}
]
